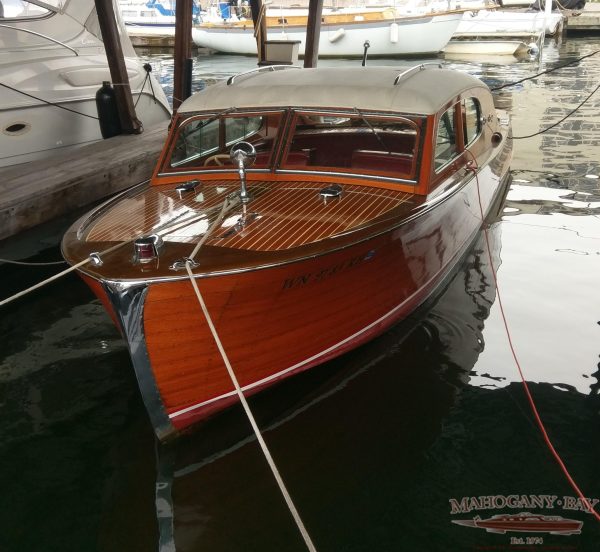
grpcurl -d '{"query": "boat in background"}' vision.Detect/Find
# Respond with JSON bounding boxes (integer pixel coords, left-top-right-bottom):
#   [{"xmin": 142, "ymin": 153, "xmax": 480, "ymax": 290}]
[
  {"xmin": 442, "ymin": 6, "xmax": 563, "ymax": 56},
  {"xmin": 193, "ymin": 6, "xmax": 463, "ymax": 57},
  {"xmin": 119, "ymin": 0, "xmax": 201, "ymax": 38},
  {"xmin": 454, "ymin": 8, "xmax": 564, "ymax": 37},
  {"xmin": 0, "ymin": 0, "xmax": 171, "ymax": 168},
  {"xmin": 393, "ymin": 0, "xmax": 562, "ymax": 56},
  {"xmin": 444, "ymin": 37, "xmax": 536, "ymax": 56},
  {"xmin": 62, "ymin": 64, "xmax": 512, "ymax": 440}
]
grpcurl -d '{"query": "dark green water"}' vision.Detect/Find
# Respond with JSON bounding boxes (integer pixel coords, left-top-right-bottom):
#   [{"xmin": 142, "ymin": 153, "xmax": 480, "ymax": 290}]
[{"xmin": 1, "ymin": 37, "xmax": 599, "ymax": 552}]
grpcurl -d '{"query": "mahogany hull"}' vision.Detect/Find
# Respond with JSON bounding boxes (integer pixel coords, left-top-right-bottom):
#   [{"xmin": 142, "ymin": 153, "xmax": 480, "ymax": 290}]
[{"xmin": 90, "ymin": 163, "xmax": 511, "ymax": 440}]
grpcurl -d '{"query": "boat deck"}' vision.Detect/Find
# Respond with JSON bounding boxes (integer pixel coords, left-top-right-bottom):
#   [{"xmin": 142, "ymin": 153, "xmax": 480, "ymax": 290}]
[{"xmin": 85, "ymin": 180, "xmax": 415, "ymax": 251}]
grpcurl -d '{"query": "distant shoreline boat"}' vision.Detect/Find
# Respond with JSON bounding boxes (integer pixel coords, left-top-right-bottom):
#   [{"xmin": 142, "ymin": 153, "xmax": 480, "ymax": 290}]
[
  {"xmin": 192, "ymin": 7, "xmax": 464, "ymax": 57},
  {"xmin": 119, "ymin": 0, "xmax": 201, "ymax": 37}
]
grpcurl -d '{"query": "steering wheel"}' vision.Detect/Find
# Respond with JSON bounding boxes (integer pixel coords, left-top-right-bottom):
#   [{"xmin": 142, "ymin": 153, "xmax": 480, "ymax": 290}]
[{"xmin": 203, "ymin": 153, "xmax": 230, "ymax": 166}]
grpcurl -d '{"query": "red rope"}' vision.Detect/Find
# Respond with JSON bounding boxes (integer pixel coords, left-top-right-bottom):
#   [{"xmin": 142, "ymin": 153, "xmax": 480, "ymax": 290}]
[{"xmin": 467, "ymin": 157, "xmax": 600, "ymax": 523}]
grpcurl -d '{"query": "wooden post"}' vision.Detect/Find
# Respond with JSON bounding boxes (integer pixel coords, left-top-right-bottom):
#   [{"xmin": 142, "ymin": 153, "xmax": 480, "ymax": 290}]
[
  {"xmin": 173, "ymin": 0, "xmax": 194, "ymax": 112},
  {"xmin": 304, "ymin": 0, "xmax": 323, "ymax": 68},
  {"xmin": 249, "ymin": 0, "xmax": 267, "ymax": 64},
  {"xmin": 95, "ymin": 0, "xmax": 142, "ymax": 134}
]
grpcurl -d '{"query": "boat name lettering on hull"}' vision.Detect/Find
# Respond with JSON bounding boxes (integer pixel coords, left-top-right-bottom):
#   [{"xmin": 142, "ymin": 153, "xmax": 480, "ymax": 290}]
[{"xmin": 282, "ymin": 250, "xmax": 375, "ymax": 290}]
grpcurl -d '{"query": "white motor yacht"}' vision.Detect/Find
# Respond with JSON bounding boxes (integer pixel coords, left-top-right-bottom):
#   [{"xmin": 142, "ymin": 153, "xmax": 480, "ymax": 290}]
[{"xmin": 0, "ymin": 0, "xmax": 171, "ymax": 167}]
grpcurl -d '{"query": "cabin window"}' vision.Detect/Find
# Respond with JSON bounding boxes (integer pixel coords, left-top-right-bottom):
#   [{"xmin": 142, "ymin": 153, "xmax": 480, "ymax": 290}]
[
  {"xmin": 168, "ymin": 111, "xmax": 282, "ymax": 170},
  {"xmin": 171, "ymin": 117, "xmax": 221, "ymax": 167},
  {"xmin": 0, "ymin": 0, "xmax": 52, "ymax": 19},
  {"xmin": 225, "ymin": 116, "xmax": 263, "ymax": 146},
  {"xmin": 434, "ymin": 104, "xmax": 458, "ymax": 171},
  {"xmin": 281, "ymin": 111, "xmax": 420, "ymax": 181},
  {"xmin": 463, "ymin": 98, "xmax": 481, "ymax": 146}
]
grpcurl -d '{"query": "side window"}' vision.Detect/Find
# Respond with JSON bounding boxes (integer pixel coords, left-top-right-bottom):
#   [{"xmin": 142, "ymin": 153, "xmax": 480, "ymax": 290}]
[
  {"xmin": 434, "ymin": 104, "xmax": 458, "ymax": 171},
  {"xmin": 462, "ymin": 98, "xmax": 481, "ymax": 146},
  {"xmin": 171, "ymin": 118, "xmax": 220, "ymax": 167}
]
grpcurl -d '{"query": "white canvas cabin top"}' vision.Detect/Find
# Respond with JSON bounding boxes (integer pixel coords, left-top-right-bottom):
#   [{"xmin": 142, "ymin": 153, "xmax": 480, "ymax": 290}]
[{"xmin": 178, "ymin": 65, "xmax": 489, "ymax": 116}]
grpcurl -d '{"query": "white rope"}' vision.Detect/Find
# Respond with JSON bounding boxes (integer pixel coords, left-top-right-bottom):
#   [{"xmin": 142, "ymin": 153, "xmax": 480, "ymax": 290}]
[
  {"xmin": 0, "ymin": 257, "xmax": 92, "ymax": 307},
  {"xmin": 0, "ymin": 201, "xmax": 226, "ymax": 308},
  {"xmin": 184, "ymin": 261, "xmax": 317, "ymax": 552},
  {"xmin": 0, "ymin": 258, "xmax": 66, "ymax": 266},
  {"xmin": 188, "ymin": 194, "xmax": 239, "ymax": 261}
]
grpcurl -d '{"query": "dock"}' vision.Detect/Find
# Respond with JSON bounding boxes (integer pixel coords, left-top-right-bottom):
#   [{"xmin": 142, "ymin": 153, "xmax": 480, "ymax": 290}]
[
  {"xmin": 565, "ymin": 3, "xmax": 600, "ymax": 33},
  {"xmin": 0, "ymin": 122, "xmax": 168, "ymax": 243},
  {"xmin": 130, "ymin": 34, "xmax": 177, "ymax": 48}
]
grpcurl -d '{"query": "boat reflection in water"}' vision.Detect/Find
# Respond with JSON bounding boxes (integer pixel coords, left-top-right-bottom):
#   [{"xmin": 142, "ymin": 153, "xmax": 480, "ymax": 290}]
[{"xmin": 155, "ymin": 220, "xmax": 504, "ymax": 551}]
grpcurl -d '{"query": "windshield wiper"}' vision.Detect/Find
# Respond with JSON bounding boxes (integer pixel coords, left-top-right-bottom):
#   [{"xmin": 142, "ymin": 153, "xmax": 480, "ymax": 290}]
[{"xmin": 353, "ymin": 107, "xmax": 391, "ymax": 154}]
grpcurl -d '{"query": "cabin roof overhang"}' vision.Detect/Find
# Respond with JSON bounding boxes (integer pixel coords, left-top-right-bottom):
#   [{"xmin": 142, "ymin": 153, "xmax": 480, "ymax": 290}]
[{"xmin": 178, "ymin": 66, "xmax": 488, "ymax": 116}]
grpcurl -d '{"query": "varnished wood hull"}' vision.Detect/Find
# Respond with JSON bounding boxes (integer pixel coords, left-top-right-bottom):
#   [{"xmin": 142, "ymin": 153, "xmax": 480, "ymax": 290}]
[
  {"xmin": 60, "ymin": 65, "xmax": 514, "ymax": 440},
  {"xmin": 86, "ymin": 161, "xmax": 511, "ymax": 440}
]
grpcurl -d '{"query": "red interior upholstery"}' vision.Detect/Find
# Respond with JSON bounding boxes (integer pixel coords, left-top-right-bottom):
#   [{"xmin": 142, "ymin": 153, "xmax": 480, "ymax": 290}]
[
  {"xmin": 350, "ymin": 150, "xmax": 413, "ymax": 175},
  {"xmin": 290, "ymin": 132, "xmax": 415, "ymax": 170}
]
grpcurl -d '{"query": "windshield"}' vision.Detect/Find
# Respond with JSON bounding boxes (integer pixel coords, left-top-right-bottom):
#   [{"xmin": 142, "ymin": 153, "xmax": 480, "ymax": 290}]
[
  {"xmin": 282, "ymin": 111, "xmax": 421, "ymax": 181},
  {"xmin": 0, "ymin": 0, "xmax": 52, "ymax": 18},
  {"xmin": 168, "ymin": 111, "xmax": 284, "ymax": 171}
]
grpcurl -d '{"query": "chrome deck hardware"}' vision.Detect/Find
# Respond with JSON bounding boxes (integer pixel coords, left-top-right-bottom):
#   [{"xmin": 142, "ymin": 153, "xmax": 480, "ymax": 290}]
[
  {"xmin": 133, "ymin": 234, "xmax": 163, "ymax": 264},
  {"xmin": 230, "ymin": 141, "xmax": 256, "ymax": 207},
  {"xmin": 169, "ymin": 257, "xmax": 200, "ymax": 271},
  {"xmin": 175, "ymin": 180, "xmax": 200, "ymax": 198},
  {"xmin": 319, "ymin": 184, "xmax": 343, "ymax": 203}
]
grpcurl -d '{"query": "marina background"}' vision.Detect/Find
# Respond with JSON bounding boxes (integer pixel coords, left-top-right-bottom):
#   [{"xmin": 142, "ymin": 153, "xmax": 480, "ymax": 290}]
[{"xmin": 1, "ymin": 35, "xmax": 600, "ymax": 551}]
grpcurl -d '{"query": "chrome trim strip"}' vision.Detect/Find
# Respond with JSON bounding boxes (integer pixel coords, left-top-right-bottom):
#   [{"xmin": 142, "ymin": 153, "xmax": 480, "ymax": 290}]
[
  {"xmin": 226, "ymin": 65, "xmax": 301, "ymax": 86},
  {"xmin": 157, "ymin": 168, "xmax": 272, "ymax": 178},
  {"xmin": 276, "ymin": 169, "xmax": 416, "ymax": 185},
  {"xmin": 104, "ymin": 282, "xmax": 174, "ymax": 440},
  {"xmin": 393, "ymin": 62, "xmax": 443, "ymax": 85}
]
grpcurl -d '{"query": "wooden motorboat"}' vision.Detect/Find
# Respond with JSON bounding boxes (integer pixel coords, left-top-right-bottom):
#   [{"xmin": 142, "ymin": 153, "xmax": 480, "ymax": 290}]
[
  {"xmin": 452, "ymin": 513, "xmax": 583, "ymax": 535},
  {"xmin": 62, "ymin": 64, "xmax": 512, "ymax": 440}
]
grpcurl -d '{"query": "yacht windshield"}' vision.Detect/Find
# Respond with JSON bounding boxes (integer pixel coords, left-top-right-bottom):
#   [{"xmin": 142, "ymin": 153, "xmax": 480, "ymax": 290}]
[
  {"xmin": 0, "ymin": 0, "xmax": 54, "ymax": 19},
  {"xmin": 168, "ymin": 111, "xmax": 284, "ymax": 171}
]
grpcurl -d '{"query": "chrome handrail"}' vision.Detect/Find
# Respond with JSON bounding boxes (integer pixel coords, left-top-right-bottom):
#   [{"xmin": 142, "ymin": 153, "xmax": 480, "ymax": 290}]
[
  {"xmin": 0, "ymin": 23, "xmax": 78, "ymax": 56},
  {"xmin": 226, "ymin": 64, "xmax": 301, "ymax": 86},
  {"xmin": 393, "ymin": 62, "xmax": 443, "ymax": 85}
]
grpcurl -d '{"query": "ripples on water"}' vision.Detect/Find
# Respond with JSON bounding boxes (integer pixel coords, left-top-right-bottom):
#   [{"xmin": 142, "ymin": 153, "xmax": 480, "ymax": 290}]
[{"xmin": 0, "ymin": 37, "xmax": 599, "ymax": 552}]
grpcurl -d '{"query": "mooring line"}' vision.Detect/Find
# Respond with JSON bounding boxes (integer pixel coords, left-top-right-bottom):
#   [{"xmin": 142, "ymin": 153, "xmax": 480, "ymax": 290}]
[
  {"xmin": 512, "ymin": 80, "xmax": 600, "ymax": 140},
  {"xmin": 0, "ymin": 257, "xmax": 92, "ymax": 308},
  {"xmin": 182, "ymin": 194, "xmax": 318, "ymax": 551},
  {"xmin": 467, "ymin": 157, "xmax": 600, "ymax": 523},
  {"xmin": 490, "ymin": 49, "xmax": 600, "ymax": 92},
  {"xmin": 0, "ymin": 258, "xmax": 66, "ymax": 266},
  {"xmin": 184, "ymin": 262, "xmax": 317, "ymax": 551},
  {"xmin": 0, "ymin": 204, "xmax": 220, "ymax": 308}
]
